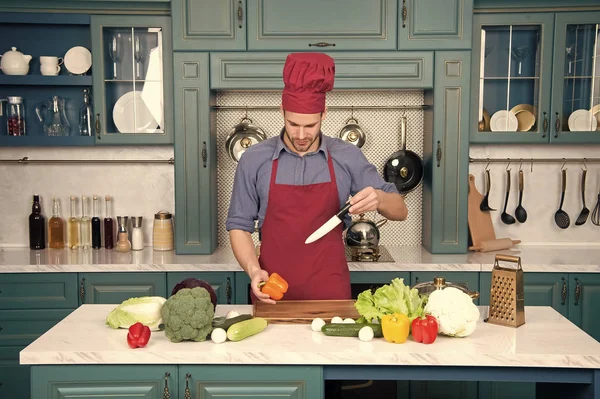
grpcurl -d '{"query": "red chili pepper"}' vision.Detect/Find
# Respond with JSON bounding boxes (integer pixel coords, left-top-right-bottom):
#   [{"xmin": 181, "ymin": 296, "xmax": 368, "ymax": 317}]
[
  {"xmin": 259, "ymin": 273, "xmax": 289, "ymax": 300},
  {"xmin": 411, "ymin": 315, "xmax": 439, "ymax": 344},
  {"xmin": 127, "ymin": 322, "xmax": 151, "ymax": 349}
]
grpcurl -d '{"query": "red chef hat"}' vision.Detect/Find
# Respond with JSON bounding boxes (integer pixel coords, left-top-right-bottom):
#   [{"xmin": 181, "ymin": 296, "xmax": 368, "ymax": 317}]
[{"xmin": 282, "ymin": 52, "xmax": 335, "ymax": 114}]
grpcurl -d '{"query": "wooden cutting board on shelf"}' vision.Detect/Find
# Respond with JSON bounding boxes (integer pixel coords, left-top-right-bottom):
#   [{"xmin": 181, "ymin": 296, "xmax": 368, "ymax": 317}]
[
  {"xmin": 253, "ymin": 300, "xmax": 360, "ymax": 324},
  {"xmin": 468, "ymin": 173, "xmax": 496, "ymax": 248}
]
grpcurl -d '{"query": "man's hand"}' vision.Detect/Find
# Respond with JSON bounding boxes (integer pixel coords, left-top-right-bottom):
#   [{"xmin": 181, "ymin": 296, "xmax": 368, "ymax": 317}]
[
  {"xmin": 348, "ymin": 187, "xmax": 380, "ymax": 215},
  {"xmin": 251, "ymin": 269, "xmax": 276, "ymax": 304}
]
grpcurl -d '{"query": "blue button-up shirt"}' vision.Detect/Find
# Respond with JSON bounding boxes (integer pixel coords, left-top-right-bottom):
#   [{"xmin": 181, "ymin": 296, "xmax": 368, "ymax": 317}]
[{"xmin": 226, "ymin": 131, "xmax": 399, "ymax": 233}]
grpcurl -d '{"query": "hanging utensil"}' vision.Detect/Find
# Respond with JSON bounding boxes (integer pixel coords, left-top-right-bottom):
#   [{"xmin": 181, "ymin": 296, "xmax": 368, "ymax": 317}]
[
  {"xmin": 480, "ymin": 169, "xmax": 496, "ymax": 211},
  {"xmin": 591, "ymin": 179, "xmax": 600, "ymax": 226},
  {"xmin": 225, "ymin": 117, "xmax": 268, "ymax": 163},
  {"xmin": 338, "ymin": 107, "xmax": 366, "ymax": 148},
  {"xmin": 501, "ymin": 170, "xmax": 516, "ymax": 225},
  {"xmin": 514, "ymin": 169, "xmax": 528, "ymax": 223},
  {"xmin": 383, "ymin": 115, "xmax": 424, "ymax": 194},
  {"xmin": 554, "ymin": 169, "xmax": 570, "ymax": 229},
  {"xmin": 575, "ymin": 169, "xmax": 590, "ymax": 226}
]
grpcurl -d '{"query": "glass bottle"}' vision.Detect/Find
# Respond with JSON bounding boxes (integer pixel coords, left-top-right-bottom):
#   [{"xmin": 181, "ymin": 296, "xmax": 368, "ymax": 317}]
[
  {"xmin": 116, "ymin": 216, "xmax": 131, "ymax": 252},
  {"xmin": 80, "ymin": 196, "xmax": 92, "ymax": 249},
  {"xmin": 48, "ymin": 197, "xmax": 65, "ymax": 249},
  {"xmin": 79, "ymin": 88, "xmax": 93, "ymax": 136},
  {"xmin": 104, "ymin": 195, "xmax": 114, "ymax": 249},
  {"xmin": 67, "ymin": 195, "xmax": 80, "ymax": 249},
  {"xmin": 91, "ymin": 195, "xmax": 101, "ymax": 249},
  {"xmin": 131, "ymin": 217, "xmax": 143, "ymax": 251},
  {"xmin": 7, "ymin": 96, "xmax": 26, "ymax": 136},
  {"xmin": 28, "ymin": 194, "xmax": 46, "ymax": 250}
]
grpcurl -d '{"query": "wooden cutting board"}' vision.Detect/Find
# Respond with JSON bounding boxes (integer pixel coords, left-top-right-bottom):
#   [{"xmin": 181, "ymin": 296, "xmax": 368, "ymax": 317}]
[
  {"xmin": 253, "ymin": 300, "xmax": 360, "ymax": 324},
  {"xmin": 468, "ymin": 174, "xmax": 496, "ymax": 248}
]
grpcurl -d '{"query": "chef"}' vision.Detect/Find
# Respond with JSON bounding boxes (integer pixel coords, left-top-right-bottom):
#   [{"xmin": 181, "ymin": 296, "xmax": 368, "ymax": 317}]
[{"xmin": 226, "ymin": 52, "xmax": 408, "ymax": 303}]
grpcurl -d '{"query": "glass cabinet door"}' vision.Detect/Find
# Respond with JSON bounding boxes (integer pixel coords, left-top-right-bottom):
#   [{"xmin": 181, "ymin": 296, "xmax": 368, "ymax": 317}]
[
  {"xmin": 551, "ymin": 12, "xmax": 600, "ymax": 143},
  {"xmin": 470, "ymin": 14, "xmax": 555, "ymax": 143},
  {"xmin": 91, "ymin": 16, "xmax": 172, "ymax": 144}
]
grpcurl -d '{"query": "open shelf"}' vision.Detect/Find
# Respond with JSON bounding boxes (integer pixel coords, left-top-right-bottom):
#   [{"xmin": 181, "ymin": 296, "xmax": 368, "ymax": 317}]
[{"xmin": 0, "ymin": 75, "xmax": 92, "ymax": 86}]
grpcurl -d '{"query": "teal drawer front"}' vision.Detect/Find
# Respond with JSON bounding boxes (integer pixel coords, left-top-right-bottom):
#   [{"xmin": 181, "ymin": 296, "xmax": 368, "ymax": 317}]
[
  {"xmin": 0, "ymin": 346, "xmax": 24, "ymax": 362},
  {"xmin": 0, "ymin": 273, "xmax": 78, "ymax": 310},
  {"xmin": 0, "ymin": 364, "xmax": 30, "ymax": 399},
  {"xmin": 79, "ymin": 273, "xmax": 167, "ymax": 305},
  {"xmin": 0, "ymin": 309, "xmax": 73, "ymax": 346},
  {"xmin": 167, "ymin": 273, "xmax": 234, "ymax": 304}
]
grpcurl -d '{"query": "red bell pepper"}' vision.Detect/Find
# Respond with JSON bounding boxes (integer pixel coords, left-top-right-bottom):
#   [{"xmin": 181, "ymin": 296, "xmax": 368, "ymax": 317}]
[
  {"xmin": 259, "ymin": 273, "xmax": 289, "ymax": 300},
  {"xmin": 127, "ymin": 322, "xmax": 151, "ymax": 349},
  {"xmin": 411, "ymin": 315, "xmax": 439, "ymax": 344}
]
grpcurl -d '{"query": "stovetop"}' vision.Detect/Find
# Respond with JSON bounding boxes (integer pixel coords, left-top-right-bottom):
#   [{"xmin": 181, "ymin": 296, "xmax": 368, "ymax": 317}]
[{"xmin": 344, "ymin": 245, "xmax": 395, "ymax": 262}]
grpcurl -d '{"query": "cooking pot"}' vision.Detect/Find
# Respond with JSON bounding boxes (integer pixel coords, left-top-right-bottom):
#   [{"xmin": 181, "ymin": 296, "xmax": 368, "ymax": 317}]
[
  {"xmin": 383, "ymin": 116, "xmax": 424, "ymax": 194},
  {"xmin": 411, "ymin": 277, "xmax": 480, "ymax": 300},
  {"xmin": 225, "ymin": 117, "xmax": 267, "ymax": 162},
  {"xmin": 345, "ymin": 213, "xmax": 387, "ymax": 248},
  {"xmin": 338, "ymin": 117, "xmax": 366, "ymax": 148}
]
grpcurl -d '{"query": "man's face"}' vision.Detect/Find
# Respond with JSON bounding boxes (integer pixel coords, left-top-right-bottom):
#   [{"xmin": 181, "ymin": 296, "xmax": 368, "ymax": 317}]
[{"xmin": 281, "ymin": 109, "xmax": 326, "ymax": 155}]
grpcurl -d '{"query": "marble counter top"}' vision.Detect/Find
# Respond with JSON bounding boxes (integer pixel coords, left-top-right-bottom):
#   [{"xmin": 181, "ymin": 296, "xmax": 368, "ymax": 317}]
[
  {"xmin": 20, "ymin": 304, "xmax": 600, "ymax": 368},
  {"xmin": 1, "ymin": 245, "xmax": 599, "ymax": 273}
]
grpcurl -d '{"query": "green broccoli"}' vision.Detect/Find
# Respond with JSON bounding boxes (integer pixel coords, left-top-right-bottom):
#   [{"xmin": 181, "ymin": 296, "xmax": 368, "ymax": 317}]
[{"xmin": 161, "ymin": 287, "xmax": 215, "ymax": 343}]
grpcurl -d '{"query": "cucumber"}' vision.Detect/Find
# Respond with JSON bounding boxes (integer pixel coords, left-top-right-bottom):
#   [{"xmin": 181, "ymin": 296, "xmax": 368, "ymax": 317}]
[
  {"xmin": 227, "ymin": 317, "xmax": 268, "ymax": 342},
  {"xmin": 321, "ymin": 323, "xmax": 383, "ymax": 338},
  {"xmin": 212, "ymin": 314, "xmax": 253, "ymax": 330}
]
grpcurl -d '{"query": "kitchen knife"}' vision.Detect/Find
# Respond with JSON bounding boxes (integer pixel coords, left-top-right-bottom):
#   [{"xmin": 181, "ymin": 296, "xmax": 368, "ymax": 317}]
[{"xmin": 305, "ymin": 201, "xmax": 352, "ymax": 244}]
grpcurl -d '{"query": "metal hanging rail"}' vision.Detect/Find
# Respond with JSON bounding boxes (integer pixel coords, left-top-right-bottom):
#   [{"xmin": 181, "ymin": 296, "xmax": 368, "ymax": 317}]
[
  {"xmin": 470, "ymin": 157, "xmax": 600, "ymax": 164},
  {"xmin": 211, "ymin": 105, "xmax": 430, "ymax": 111},
  {"xmin": 0, "ymin": 157, "xmax": 175, "ymax": 165}
]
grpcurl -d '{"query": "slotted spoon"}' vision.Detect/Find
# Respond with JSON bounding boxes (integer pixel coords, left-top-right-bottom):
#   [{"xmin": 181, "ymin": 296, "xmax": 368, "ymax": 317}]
[
  {"xmin": 575, "ymin": 169, "xmax": 589, "ymax": 226},
  {"xmin": 554, "ymin": 169, "xmax": 570, "ymax": 229}
]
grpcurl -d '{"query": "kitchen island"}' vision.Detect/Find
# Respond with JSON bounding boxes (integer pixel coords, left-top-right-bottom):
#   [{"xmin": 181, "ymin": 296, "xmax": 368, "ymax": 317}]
[{"xmin": 20, "ymin": 304, "xmax": 600, "ymax": 399}]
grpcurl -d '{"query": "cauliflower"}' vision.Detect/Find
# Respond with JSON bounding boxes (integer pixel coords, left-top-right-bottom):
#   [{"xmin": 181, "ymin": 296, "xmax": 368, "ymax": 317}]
[
  {"xmin": 161, "ymin": 287, "xmax": 215, "ymax": 343},
  {"xmin": 424, "ymin": 287, "xmax": 480, "ymax": 337}
]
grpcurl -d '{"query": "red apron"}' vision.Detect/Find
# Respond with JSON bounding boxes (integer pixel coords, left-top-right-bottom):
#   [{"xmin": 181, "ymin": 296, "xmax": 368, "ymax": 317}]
[{"xmin": 256, "ymin": 152, "xmax": 351, "ymax": 301}]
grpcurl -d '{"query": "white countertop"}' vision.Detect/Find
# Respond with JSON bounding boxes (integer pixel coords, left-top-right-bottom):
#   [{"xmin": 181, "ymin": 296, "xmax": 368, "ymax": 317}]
[
  {"xmin": 20, "ymin": 304, "xmax": 600, "ymax": 368},
  {"xmin": 1, "ymin": 245, "xmax": 599, "ymax": 273}
]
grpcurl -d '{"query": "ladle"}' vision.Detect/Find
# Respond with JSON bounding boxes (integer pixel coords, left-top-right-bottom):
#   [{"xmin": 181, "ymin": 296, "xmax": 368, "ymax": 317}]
[
  {"xmin": 575, "ymin": 169, "xmax": 589, "ymax": 226},
  {"xmin": 554, "ymin": 169, "xmax": 570, "ymax": 229},
  {"xmin": 514, "ymin": 169, "xmax": 528, "ymax": 223},
  {"xmin": 501, "ymin": 170, "xmax": 516, "ymax": 225},
  {"xmin": 479, "ymin": 169, "xmax": 496, "ymax": 211}
]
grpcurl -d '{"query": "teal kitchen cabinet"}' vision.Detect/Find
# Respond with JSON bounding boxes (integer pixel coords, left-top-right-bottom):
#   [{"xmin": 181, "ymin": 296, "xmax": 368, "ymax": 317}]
[
  {"xmin": 568, "ymin": 273, "xmax": 600, "ymax": 343},
  {"xmin": 78, "ymin": 273, "xmax": 167, "ymax": 304},
  {"xmin": 0, "ymin": 273, "xmax": 78, "ymax": 309},
  {"xmin": 180, "ymin": 365, "xmax": 322, "ymax": 398},
  {"xmin": 167, "ymin": 272, "xmax": 234, "ymax": 304},
  {"xmin": 173, "ymin": 52, "xmax": 218, "ymax": 255},
  {"xmin": 0, "ymin": 309, "xmax": 73, "ymax": 347},
  {"xmin": 90, "ymin": 15, "xmax": 174, "ymax": 144},
  {"xmin": 422, "ymin": 51, "xmax": 470, "ymax": 254},
  {"xmin": 246, "ymin": 0, "xmax": 397, "ymax": 51},
  {"xmin": 410, "ymin": 271, "xmax": 480, "ymax": 303},
  {"xmin": 171, "ymin": 0, "xmax": 246, "ymax": 51},
  {"xmin": 31, "ymin": 365, "xmax": 178, "ymax": 399},
  {"xmin": 210, "ymin": 52, "xmax": 434, "ymax": 90},
  {"xmin": 0, "ymin": 347, "xmax": 29, "ymax": 399},
  {"xmin": 398, "ymin": 0, "xmax": 474, "ymax": 50}
]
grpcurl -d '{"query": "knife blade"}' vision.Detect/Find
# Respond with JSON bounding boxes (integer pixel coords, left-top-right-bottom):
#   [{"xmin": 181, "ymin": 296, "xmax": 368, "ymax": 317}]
[{"xmin": 304, "ymin": 201, "xmax": 352, "ymax": 244}]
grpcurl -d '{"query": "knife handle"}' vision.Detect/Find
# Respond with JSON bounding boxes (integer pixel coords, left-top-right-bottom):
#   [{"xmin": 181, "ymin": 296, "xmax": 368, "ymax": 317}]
[{"xmin": 336, "ymin": 201, "xmax": 352, "ymax": 218}]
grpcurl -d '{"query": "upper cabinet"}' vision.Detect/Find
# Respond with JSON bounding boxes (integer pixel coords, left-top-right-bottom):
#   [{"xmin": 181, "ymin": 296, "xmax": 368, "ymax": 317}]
[
  {"xmin": 91, "ymin": 15, "xmax": 173, "ymax": 144},
  {"xmin": 471, "ymin": 12, "xmax": 600, "ymax": 144},
  {"xmin": 398, "ymin": 0, "xmax": 473, "ymax": 50}
]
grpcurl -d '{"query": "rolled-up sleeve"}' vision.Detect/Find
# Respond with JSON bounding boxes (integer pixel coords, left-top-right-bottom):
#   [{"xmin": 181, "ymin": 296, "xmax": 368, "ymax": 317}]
[
  {"xmin": 226, "ymin": 154, "xmax": 259, "ymax": 233},
  {"xmin": 348, "ymin": 146, "xmax": 399, "ymax": 195}
]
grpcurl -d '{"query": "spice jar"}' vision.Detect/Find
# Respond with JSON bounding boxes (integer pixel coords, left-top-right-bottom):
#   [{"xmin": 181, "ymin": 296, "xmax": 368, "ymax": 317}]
[
  {"xmin": 131, "ymin": 216, "xmax": 143, "ymax": 251},
  {"xmin": 6, "ymin": 96, "xmax": 26, "ymax": 136},
  {"xmin": 153, "ymin": 210, "xmax": 173, "ymax": 251},
  {"xmin": 116, "ymin": 216, "xmax": 131, "ymax": 253}
]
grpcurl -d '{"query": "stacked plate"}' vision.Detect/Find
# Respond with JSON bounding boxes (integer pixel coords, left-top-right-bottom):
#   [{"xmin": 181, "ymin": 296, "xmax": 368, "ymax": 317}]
[
  {"xmin": 568, "ymin": 106, "xmax": 600, "ymax": 132},
  {"xmin": 488, "ymin": 105, "xmax": 537, "ymax": 132}
]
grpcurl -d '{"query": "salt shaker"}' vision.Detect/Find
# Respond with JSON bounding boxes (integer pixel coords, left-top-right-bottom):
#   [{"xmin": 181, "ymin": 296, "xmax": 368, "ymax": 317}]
[{"xmin": 131, "ymin": 216, "xmax": 144, "ymax": 251}]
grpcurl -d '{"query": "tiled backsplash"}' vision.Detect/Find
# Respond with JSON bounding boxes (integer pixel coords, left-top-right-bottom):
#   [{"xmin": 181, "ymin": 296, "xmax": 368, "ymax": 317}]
[
  {"xmin": 470, "ymin": 144, "xmax": 600, "ymax": 245},
  {"xmin": 0, "ymin": 146, "xmax": 174, "ymax": 248}
]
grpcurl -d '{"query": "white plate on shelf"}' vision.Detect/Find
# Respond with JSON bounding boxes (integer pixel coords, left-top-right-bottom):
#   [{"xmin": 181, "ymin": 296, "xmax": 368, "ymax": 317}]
[
  {"xmin": 112, "ymin": 91, "xmax": 158, "ymax": 133},
  {"xmin": 568, "ymin": 109, "xmax": 597, "ymax": 132},
  {"xmin": 64, "ymin": 46, "xmax": 92, "ymax": 75},
  {"xmin": 490, "ymin": 110, "xmax": 518, "ymax": 131}
]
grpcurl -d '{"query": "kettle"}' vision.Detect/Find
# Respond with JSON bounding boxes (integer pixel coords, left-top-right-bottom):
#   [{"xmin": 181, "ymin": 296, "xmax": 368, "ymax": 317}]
[
  {"xmin": 411, "ymin": 277, "xmax": 480, "ymax": 300},
  {"xmin": 345, "ymin": 213, "xmax": 387, "ymax": 248},
  {"xmin": 0, "ymin": 47, "xmax": 32, "ymax": 75}
]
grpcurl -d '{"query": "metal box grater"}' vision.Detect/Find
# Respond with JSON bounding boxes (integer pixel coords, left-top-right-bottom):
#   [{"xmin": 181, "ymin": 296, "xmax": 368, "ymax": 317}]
[{"xmin": 487, "ymin": 254, "xmax": 525, "ymax": 328}]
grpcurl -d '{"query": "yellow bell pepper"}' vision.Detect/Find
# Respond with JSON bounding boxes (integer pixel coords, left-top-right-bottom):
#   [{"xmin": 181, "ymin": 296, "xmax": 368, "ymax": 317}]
[{"xmin": 381, "ymin": 313, "xmax": 410, "ymax": 344}]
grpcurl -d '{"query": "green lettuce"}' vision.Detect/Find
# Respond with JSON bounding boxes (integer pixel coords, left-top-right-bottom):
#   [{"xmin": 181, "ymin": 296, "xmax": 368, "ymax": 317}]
[
  {"xmin": 355, "ymin": 278, "xmax": 425, "ymax": 322},
  {"xmin": 105, "ymin": 296, "xmax": 167, "ymax": 331}
]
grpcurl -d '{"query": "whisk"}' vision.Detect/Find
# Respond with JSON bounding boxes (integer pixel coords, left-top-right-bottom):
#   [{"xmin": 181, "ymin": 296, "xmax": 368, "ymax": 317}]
[{"xmin": 592, "ymin": 186, "xmax": 600, "ymax": 226}]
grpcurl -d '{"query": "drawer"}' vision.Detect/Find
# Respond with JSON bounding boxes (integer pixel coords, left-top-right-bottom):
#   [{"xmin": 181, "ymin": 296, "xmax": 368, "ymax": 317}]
[
  {"xmin": 0, "ymin": 346, "xmax": 30, "ymax": 399},
  {"xmin": 0, "ymin": 273, "xmax": 78, "ymax": 310},
  {"xmin": 0, "ymin": 309, "xmax": 73, "ymax": 346}
]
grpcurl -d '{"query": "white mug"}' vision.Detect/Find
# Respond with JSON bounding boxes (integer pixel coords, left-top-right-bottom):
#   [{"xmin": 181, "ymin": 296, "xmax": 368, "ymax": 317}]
[{"xmin": 40, "ymin": 56, "xmax": 63, "ymax": 76}]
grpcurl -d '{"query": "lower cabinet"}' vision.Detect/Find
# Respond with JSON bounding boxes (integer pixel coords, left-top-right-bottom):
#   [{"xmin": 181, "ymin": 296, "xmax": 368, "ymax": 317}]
[
  {"xmin": 0, "ymin": 347, "xmax": 29, "ymax": 399},
  {"xmin": 78, "ymin": 272, "xmax": 167, "ymax": 305},
  {"xmin": 410, "ymin": 380, "xmax": 478, "ymax": 399},
  {"xmin": 166, "ymin": 272, "xmax": 234, "ymax": 304}
]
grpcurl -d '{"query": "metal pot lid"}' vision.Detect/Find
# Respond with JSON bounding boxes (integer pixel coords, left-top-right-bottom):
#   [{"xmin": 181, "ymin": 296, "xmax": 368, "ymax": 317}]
[
  {"xmin": 411, "ymin": 277, "xmax": 480, "ymax": 299},
  {"xmin": 338, "ymin": 118, "xmax": 366, "ymax": 148},
  {"xmin": 225, "ymin": 118, "xmax": 267, "ymax": 162}
]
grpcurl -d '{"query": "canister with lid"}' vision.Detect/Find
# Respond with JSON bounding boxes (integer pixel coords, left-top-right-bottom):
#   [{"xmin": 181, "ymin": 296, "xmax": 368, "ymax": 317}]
[{"xmin": 153, "ymin": 210, "xmax": 173, "ymax": 251}]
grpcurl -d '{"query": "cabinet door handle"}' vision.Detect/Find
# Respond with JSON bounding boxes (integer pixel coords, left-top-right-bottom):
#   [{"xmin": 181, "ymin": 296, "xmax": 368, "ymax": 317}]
[
  {"xmin": 184, "ymin": 373, "xmax": 192, "ymax": 399},
  {"xmin": 542, "ymin": 112, "xmax": 548, "ymax": 138},
  {"xmin": 554, "ymin": 112, "xmax": 561, "ymax": 138},
  {"xmin": 95, "ymin": 113, "xmax": 101, "ymax": 140},
  {"xmin": 308, "ymin": 42, "xmax": 336, "ymax": 47},
  {"xmin": 163, "ymin": 372, "xmax": 171, "ymax": 399},
  {"xmin": 402, "ymin": 0, "xmax": 408, "ymax": 28},
  {"xmin": 574, "ymin": 278, "xmax": 581, "ymax": 306},
  {"xmin": 561, "ymin": 277, "xmax": 567, "ymax": 305},
  {"xmin": 202, "ymin": 141, "xmax": 207, "ymax": 168},
  {"xmin": 436, "ymin": 140, "xmax": 442, "ymax": 167},
  {"xmin": 0, "ymin": 326, "xmax": 3, "ymax": 331},
  {"xmin": 226, "ymin": 277, "xmax": 232, "ymax": 304},
  {"xmin": 237, "ymin": 1, "xmax": 243, "ymax": 29},
  {"xmin": 80, "ymin": 278, "xmax": 86, "ymax": 304}
]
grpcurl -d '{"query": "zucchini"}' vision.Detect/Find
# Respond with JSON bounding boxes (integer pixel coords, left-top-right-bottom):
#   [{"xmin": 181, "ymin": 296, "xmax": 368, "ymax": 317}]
[
  {"xmin": 227, "ymin": 317, "xmax": 268, "ymax": 342},
  {"xmin": 321, "ymin": 323, "xmax": 383, "ymax": 338},
  {"xmin": 212, "ymin": 314, "xmax": 253, "ymax": 330}
]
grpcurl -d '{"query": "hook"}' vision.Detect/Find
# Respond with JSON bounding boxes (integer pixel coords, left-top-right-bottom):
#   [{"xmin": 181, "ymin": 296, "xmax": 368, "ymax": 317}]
[
  {"xmin": 582, "ymin": 158, "xmax": 588, "ymax": 171},
  {"xmin": 244, "ymin": 106, "xmax": 248, "ymax": 120},
  {"xmin": 506, "ymin": 159, "xmax": 511, "ymax": 171},
  {"xmin": 519, "ymin": 158, "xmax": 523, "ymax": 171},
  {"xmin": 530, "ymin": 158, "xmax": 534, "ymax": 173},
  {"xmin": 351, "ymin": 105, "xmax": 354, "ymax": 119},
  {"xmin": 485, "ymin": 158, "xmax": 491, "ymax": 171},
  {"xmin": 561, "ymin": 158, "xmax": 567, "ymax": 171}
]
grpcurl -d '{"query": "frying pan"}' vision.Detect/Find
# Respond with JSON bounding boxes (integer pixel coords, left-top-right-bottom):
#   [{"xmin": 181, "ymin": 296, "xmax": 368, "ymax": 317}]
[{"xmin": 383, "ymin": 116, "xmax": 424, "ymax": 194}]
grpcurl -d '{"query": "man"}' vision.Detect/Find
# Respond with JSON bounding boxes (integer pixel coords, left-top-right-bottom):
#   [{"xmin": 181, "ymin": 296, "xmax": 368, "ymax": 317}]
[{"xmin": 226, "ymin": 52, "xmax": 407, "ymax": 304}]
